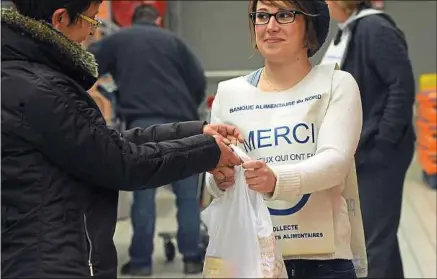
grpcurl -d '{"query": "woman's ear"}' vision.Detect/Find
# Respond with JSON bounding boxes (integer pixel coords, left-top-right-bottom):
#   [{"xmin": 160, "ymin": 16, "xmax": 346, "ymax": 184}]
[{"xmin": 51, "ymin": 8, "xmax": 68, "ymax": 29}]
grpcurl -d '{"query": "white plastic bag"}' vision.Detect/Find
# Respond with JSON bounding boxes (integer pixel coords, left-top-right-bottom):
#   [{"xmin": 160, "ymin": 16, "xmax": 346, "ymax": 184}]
[{"xmin": 202, "ymin": 146, "xmax": 287, "ymax": 278}]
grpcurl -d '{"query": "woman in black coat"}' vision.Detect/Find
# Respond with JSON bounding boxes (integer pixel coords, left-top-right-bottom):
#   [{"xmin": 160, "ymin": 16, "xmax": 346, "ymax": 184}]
[
  {"xmin": 1, "ymin": 1, "xmax": 242, "ymax": 277},
  {"xmin": 324, "ymin": 1, "xmax": 416, "ymax": 278}
]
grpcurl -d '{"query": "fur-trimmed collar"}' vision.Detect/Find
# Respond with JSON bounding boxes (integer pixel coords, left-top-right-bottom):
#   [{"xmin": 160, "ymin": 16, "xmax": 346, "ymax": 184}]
[{"xmin": 1, "ymin": 8, "xmax": 98, "ymax": 78}]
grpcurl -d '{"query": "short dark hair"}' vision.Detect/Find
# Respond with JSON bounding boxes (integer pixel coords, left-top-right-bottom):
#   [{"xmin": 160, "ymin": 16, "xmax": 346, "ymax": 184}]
[
  {"xmin": 132, "ymin": 4, "xmax": 160, "ymax": 24},
  {"xmin": 11, "ymin": 0, "xmax": 102, "ymax": 24}
]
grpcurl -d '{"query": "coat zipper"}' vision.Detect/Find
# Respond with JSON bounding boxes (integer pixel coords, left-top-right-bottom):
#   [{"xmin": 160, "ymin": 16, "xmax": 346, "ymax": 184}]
[{"xmin": 83, "ymin": 214, "xmax": 94, "ymax": 277}]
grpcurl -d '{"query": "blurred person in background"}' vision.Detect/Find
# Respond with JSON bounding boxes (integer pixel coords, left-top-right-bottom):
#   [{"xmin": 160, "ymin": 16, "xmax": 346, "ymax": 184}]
[
  {"xmin": 1, "ymin": 0, "xmax": 243, "ymax": 278},
  {"xmin": 323, "ymin": 1, "xmax": 416, "ymax": 278},
  {"xmin": 88, "ymin": 4, "xmax": 208, "ymax": 276}
]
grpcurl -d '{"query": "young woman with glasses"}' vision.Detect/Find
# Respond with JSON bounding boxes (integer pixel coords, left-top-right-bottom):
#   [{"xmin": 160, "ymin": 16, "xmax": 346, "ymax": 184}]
[{"xmin": 206, "ymin": 0, "xmax": 366, "ymax": 278}]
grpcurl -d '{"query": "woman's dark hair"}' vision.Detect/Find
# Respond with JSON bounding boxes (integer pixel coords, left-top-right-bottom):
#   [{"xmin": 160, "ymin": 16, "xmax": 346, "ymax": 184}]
[
  {"xmin": 248, "ymin": 0, "xmax": 319, "ymax": 55},
  {"xmin": 12, "ymin": 0, "xmax": 102, "ymax": 24}
]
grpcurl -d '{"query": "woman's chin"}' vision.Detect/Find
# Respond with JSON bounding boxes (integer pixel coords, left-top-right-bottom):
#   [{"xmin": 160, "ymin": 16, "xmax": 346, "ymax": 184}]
[{"xmin": 261, "ymin": 50, "xmax": 286, "ymax": 63}]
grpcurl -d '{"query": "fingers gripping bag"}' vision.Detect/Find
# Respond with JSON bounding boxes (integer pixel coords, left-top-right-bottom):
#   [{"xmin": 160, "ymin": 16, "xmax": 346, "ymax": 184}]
[{"xmin": 202, "ymin": 145, "xmax": 287, "ymax": 278}]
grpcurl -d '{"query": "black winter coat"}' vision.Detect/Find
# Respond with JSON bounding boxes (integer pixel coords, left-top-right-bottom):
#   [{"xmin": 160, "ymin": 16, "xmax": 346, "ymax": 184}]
[
  {"xmin": 340, "ymin": 9, "xmax": 416, "ymax": 166},
  {"xmin": 1, "ymin": 8, "xmax": 220, "ymax": 278}
]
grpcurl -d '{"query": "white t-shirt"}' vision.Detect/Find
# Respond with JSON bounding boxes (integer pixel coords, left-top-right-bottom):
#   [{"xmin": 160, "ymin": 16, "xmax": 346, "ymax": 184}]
[{"xmin": 206, "ymin": 63, "xmax": 363, "ymax": 261}]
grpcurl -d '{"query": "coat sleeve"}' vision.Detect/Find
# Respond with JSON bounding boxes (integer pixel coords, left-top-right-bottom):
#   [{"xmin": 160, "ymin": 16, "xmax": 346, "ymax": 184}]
[
  {"xmin": 368, "ymin": 21, "xmax": 416, "ymax": 149},
  {"xmin": 23, "ymin": 83, "xmax": 221, "ymax": 191},
  {"xmin": 122, "ymin": 121, "xmax": 206, "ymax": 144}
]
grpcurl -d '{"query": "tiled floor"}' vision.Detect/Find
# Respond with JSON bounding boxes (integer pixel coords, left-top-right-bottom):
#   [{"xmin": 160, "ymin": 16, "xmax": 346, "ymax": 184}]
[{"xmin": 114, "ymin": 156, "xmax": 437, "ymax": 278}]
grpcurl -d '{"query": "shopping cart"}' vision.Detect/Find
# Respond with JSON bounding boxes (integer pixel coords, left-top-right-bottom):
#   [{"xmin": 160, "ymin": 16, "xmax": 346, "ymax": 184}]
[{"xmin": 157, "ymin": 173, "xmax": 211, "ymax": 262}]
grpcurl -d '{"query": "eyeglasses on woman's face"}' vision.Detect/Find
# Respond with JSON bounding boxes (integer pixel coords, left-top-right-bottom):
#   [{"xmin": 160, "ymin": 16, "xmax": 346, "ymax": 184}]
[
  {"xmin": 250, "ymin": 10, "xmax": 312, "ymax": 25},
  {"xmin": 79, "ymin": 14, "xmax": 102, "ymax": 29}
]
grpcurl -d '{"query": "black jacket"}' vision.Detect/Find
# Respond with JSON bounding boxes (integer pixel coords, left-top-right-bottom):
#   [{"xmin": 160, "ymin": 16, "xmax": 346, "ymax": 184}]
[
  {"xmin": 1, "ymin": 9, "xmax": 220, "ymax": 278},
  {"xmin": 341, "ymin": 9, "xmax": 416, "ymax": 166},
  {"xmin": 88, "ymin": 21, "xmax": 206, "ymax": 122}
]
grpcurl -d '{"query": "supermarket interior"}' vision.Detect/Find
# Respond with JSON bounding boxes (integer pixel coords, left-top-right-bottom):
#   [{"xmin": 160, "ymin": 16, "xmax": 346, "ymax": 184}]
[
  {"xmin": 92, "ymin": 1, "xmax": 436, "ymax": 278},
  {"xmin": 1, "ymin": 0, "xmax": 436, "ymax": 278}
]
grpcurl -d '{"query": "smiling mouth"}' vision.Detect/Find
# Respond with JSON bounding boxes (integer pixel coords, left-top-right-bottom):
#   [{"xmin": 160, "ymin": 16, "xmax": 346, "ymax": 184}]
[{"xmin": 265, "ymin": 39, "xmax": 283, "ymax": 43}]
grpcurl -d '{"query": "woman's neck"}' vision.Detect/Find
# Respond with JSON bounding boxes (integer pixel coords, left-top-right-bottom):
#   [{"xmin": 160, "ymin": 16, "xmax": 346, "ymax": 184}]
[{"xmin": 262, "ymin": 55, "xmax": 313, "ymax": 92}]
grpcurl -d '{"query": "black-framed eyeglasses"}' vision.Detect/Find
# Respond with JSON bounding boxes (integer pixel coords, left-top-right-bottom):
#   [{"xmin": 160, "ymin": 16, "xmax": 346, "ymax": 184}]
[{"xmin": 249, "ymin": 10, "xmax": 317, "ymax": 25}]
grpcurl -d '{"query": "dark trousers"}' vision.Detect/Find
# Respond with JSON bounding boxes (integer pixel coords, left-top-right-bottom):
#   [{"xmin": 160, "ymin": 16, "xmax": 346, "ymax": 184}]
[
  {"xmin": 284, "ymin": 259, "xmax": 357, "ymax": 279},
  {"xmin": 126, "ymin": 118, "xmax": 201, "ymax": 267},
  {"xmin": 356, "ymin": 143, "xmax": 414, "ymax": 278}
]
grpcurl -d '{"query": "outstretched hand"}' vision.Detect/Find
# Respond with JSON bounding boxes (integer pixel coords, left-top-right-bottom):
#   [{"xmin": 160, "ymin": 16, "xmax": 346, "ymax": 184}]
[
  {"xmin": 211, "ymin": 137, "xmax": 242, "ymax": 170},
  {"xmin": 204, "ymin": 123, "xmax": 244, "ymax": 185},
  {"xmin": 203, "ymin": 124, "xmax": 244, "ymax": 145}
]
